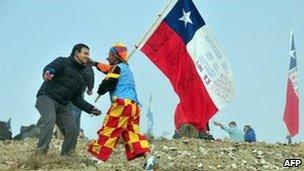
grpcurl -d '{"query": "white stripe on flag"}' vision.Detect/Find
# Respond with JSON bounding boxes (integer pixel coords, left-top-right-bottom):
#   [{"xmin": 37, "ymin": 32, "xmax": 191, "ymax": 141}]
[{"xmin": 186, "ymin": 25, "xmax": 235, "ymax": 109}]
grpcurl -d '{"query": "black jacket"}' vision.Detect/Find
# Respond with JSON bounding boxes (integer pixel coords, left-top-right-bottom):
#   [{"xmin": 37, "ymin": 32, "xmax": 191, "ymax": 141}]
[
  {"xmin": 37, "ymin": 56, "xmax": 94, "ymax": 113},
  {"xmin": 82, "ymin": 66, "xmax": 94, "ymax": 92}
]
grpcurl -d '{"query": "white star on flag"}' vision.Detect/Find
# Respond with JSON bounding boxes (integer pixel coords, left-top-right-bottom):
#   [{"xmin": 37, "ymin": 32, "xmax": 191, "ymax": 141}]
[{"xmin": 179, "ymin": 9, "xmax": 193, "ymax": 28}]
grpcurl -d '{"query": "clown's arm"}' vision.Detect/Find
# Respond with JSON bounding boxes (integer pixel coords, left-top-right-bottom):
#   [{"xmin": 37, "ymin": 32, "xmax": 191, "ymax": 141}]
[
  {"xmin": 97, "ymin": 66, "xmax": 121, "ymax": 95},
  {"xmin": 95, "ymin": 62, "xmax": 113, "ymax": 74}
]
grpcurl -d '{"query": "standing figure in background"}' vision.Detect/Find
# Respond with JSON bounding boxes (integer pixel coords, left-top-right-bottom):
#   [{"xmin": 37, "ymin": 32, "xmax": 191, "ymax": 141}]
[{"xmin": 213, "ymin": 121, "xmax": 244, "ymax": 142}]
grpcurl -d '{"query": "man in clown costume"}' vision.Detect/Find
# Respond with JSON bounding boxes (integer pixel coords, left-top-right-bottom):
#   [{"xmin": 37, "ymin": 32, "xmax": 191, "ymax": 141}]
[{"xmin": 88, "ymin": 43, "xmax": 158, "ymax": 170}]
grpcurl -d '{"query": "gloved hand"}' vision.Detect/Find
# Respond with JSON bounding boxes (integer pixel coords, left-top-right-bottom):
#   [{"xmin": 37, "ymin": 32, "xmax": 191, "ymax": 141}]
[
  {"xmin": 96, "ymin": 62, "xmax": 112, "ymax": 73},
  {"xmin": 84, "ymin": 58, "xmax": 99, "ymax": 67},
  {"xmin": 90, "ymin": 107, "xmax": 101, "ymax": 116}
]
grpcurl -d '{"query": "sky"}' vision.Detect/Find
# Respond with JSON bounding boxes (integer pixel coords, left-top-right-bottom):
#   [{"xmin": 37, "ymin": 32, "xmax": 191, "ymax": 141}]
[{"xmin": 0, "ymin": 0, "xmax": 303, "ymax": 143}]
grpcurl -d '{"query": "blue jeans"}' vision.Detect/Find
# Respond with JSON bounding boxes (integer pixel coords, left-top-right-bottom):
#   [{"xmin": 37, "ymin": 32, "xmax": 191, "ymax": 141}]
[{"xmin": 68, "ymin": 102, "xmax": 82, "ymax": 130}]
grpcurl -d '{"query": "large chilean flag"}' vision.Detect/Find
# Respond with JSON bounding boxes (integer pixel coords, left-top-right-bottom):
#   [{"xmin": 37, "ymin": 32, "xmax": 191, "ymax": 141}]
[
  {"xmin": 283, "ymin": 31, "xmax": 299, "ymax": 137},
  {"xmin": 139, "ymin": 0, "xmax": 235, "ymax": 131}
]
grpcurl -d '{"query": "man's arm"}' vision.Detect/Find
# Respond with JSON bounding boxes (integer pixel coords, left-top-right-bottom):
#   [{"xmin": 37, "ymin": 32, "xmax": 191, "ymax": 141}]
[
  {"xmin": 97, "ymin": 66, "xmax": 120, "ymax": 95},
  {"xmin": 42, "ymin": 57, "xmax": 65, "ymax": 80},
  {"xmin": 213, "ymin": 121, "xmax": 223, "ymax": 128},
  {"xmin": 221, "ymin": 125, "xmax": 232, "ymax": 133},
  {"xmin": 71, "ymin": 90, "xmax": 96, "ymax": 114},
  {"xmin": 82, "ymin": 66, "xmax": 95, "ymax": 94},
  {"xmin": 214, "ymin": 121, "xmax": 231, "ymax": 132}
]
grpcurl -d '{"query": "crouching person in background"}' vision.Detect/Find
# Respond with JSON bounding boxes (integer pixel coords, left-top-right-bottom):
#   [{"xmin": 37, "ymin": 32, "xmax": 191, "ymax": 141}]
[{"xmin": 244, "ymin": 125, "xmax": 256, "ymax": 143}]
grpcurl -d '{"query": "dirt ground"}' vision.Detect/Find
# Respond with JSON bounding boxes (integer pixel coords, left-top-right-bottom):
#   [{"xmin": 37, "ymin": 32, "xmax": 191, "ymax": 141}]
[{"xmin": 0, "ymin": 138, "xmax": 303, "ymax": 171}]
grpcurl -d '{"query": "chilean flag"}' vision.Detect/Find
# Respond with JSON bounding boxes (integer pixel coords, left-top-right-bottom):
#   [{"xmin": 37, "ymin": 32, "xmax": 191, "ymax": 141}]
[
  {"xmin": 283, "ymin": 31, "xmax": 299, "ymax": 137},
  {"xmin": 139, "ymin": 0, "xmax": 235, "ymax": 131}
]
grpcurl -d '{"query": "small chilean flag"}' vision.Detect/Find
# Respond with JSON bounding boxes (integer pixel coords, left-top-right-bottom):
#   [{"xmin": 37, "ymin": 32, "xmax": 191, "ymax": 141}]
[
  {"xmin": 139, "ymin": 0, "xmax": 235, "ymax": 131},
  {"xmin": 283, "ymin": 31, "xmax": 299, "ymax": 137}
]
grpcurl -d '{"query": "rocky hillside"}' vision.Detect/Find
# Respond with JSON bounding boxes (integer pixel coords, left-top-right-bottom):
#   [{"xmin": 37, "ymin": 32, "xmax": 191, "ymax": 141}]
[{"xmin": 0, "ymin": 138, "xmax": 303, "ymax": 170}]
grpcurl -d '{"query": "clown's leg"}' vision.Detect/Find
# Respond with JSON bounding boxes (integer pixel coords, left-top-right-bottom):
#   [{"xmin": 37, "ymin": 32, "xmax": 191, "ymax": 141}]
[{"xmin": 88, "ymin": 102, "xmax": 128, "ymax": 161}]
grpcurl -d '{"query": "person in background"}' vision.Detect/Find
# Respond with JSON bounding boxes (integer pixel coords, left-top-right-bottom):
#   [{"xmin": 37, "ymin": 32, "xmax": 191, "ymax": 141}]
[
  {"xmin": 243, "ymin": 125, "xmax": 256, "ymax": 143},
  {"xmin": 198, "ymin": 122, "xmax": 214, "ymax": 140},
  {"xmin": 79, "ymin": 128, "xmax": 89, "ymax": 141},
  {"xmin": 213, "ymin": 121, "xmax": 244, "ymax": 142}
]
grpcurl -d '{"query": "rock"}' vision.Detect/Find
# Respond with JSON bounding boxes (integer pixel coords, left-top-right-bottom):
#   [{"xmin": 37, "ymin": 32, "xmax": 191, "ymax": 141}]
[
  {"xmin": 208, "ymin": 166, "xmax": 215, "ymax": 169},
  {"xmin": 79, "ymin": 163, "xmax": 86, "ymax": 168},
  {"xmin": 197, "ymin": 163, "xmax": 203, "ymax": 168},
  {"xmin": 216, "ymin": 165, "xmax": 224, "ymax": 169},
  {"xmin": 163, "ymin": 146, "xmax": 169, "ymax": 150},
  {"xmin": 169, "ymin": 147, "xmax": 177, "ymax": 151},
  {"xmin": 248, "ymin": 166, "xmax": 257, "ymax": 170},
  {"xmin": 256, "ymin": 155, "xmax": 262, "ymax": 159},
  {"xmin": 257, "ymin": 151, "xmax": 263, "ymax": 155},
  {"xmin": 178, "ymin": 124, "xmax": 199, "ymax": 138},
  {"xmin": 179, "ymin": 150, "xmax": 192, "ymax": 157},
  {"xmin": 260, "ymin": 159, "xmax": 266, "ymax": 164},
  {"xmin": 231, "ymin": 163, "xmax": 237, "ymax": 169},
  {"xmin": 198, "ymin": 147, "xmax": 207, "ymax": 155},
  {"xmin": 242, "ymin": 160, "xmax": 247, "ymax": 164},
  {"xmin": 0, "ymin": 137, "xmax": 303, "ymax": 170},
  {"xmin": 262, "ymin": 164, "xmax": 270, "ymax": 169}
]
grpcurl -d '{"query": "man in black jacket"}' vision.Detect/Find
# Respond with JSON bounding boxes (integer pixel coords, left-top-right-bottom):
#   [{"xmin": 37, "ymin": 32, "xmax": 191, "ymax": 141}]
[
  {"xmin": 35, "ymin": 43, "xmax": 101, "ymax": 155},
  {"xmin": 68, "ymin": 66, "xmax": 95, "ymax": 131}
]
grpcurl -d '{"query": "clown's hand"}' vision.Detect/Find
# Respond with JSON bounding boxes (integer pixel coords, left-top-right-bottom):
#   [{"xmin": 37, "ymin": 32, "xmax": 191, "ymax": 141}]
[
  {"xmin": 84, "ymin": 58, "xmax": 99, "ymax": 67},
  {"xmin": 96, "ymin": 62, "xmax": 112, "ymax": 74}
]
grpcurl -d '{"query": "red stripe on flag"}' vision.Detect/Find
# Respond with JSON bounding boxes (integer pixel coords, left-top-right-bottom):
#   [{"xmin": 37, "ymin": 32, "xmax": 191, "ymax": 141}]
[
  {"xmin": 141, "ymin": 22, "xmax": 218, "ymax": 131},
  {"xmin": 283, "ymin": 79, "xmax": 299, "ymax": 136}
]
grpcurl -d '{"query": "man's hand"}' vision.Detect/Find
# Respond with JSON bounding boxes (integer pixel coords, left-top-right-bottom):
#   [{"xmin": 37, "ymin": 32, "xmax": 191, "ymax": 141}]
[
  {"xmin": 90, "ymin": 107, "xmax": 101, "ymax": 116},
  {"xmin": 213, "ymin": 121, "xmax": 224, "ymax": 129},
  {"xmin": 213, "ymin": 121, "xmax": 220, "ymax": 126},
  {"xmin": 43, "ymin": 71, "xmax": 54, "ymax": 81},
  {"xmin": 86, "ymin": 90, "xmax": 93, "ymax": 96}
]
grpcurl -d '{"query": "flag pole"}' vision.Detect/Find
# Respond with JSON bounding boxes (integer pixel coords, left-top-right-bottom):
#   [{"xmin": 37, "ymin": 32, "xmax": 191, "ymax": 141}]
[
  {"xmin": 95, "ymin": 0, "xmax": 175, "ymax": 103},
  {"xmin": 128, "ymin": 0, "xmax": 176, "ymax": 60}
]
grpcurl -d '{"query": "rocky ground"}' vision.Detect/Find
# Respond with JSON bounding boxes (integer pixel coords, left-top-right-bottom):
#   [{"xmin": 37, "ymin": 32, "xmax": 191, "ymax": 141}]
[{"xmin": 0, "ymin": 138, "xmax": 303, "ymax": 171}]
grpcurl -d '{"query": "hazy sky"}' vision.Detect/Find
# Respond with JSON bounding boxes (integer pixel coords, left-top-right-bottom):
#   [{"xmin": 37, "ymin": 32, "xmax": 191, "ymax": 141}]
[{"xmin": 0, "ymin": 0, "xmax": 303, "ymax": 143}]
